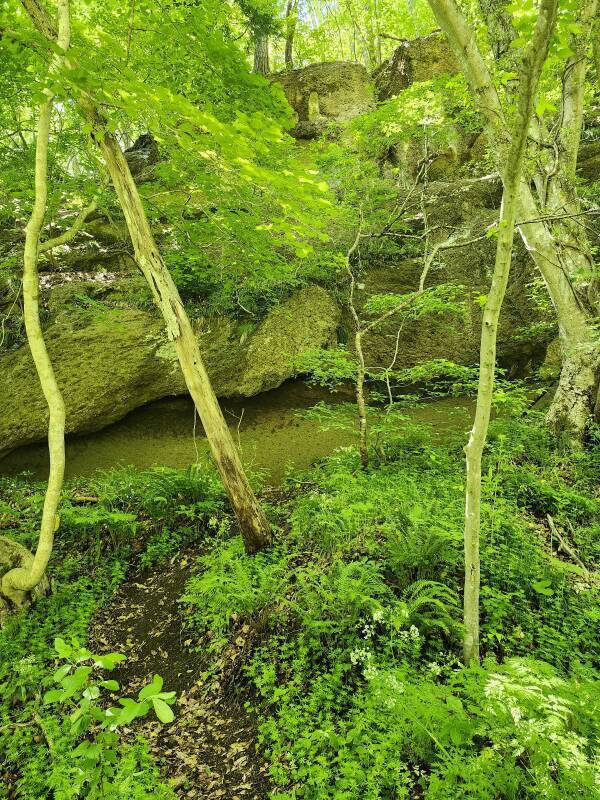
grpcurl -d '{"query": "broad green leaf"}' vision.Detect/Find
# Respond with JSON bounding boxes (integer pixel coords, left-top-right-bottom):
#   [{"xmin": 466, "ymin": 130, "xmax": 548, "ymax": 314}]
[{"xmin": 152, "ymin": 697, "xmax": 175, "ymax": 723}]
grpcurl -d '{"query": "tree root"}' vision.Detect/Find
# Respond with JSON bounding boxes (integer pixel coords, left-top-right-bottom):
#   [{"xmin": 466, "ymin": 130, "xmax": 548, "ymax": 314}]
[{"xmin": 0, "ymin": 536, "xmax": 49, "ymax": 624}]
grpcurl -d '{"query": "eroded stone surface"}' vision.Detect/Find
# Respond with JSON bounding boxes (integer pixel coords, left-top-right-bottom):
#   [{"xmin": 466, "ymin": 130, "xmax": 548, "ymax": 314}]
[{"xmin": 0, "ymin": 285, "xmax": 340, "ymax": 454}]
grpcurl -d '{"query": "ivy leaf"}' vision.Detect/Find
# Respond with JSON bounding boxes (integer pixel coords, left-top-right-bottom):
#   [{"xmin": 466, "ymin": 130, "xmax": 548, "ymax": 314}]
[
  {"xmin": 94, "ymin": 652, "xmax": 126, "ymax": 670},
  {"xmin": 60, "ymin": 666, "xmax": 92, "ymax": 698},
  {"xmin": 99, "ymin": 679, "xmax": 120, "ymax": 691},
  {"xmin": 54, "ymin": 637, "xmax": 72, "ymax": 659},
  {"xmin": 532, "ymin": 579, "xmax": 553, "ymax": 597},
  {"xmin": 43, "ymin": 688, "xmax": 65, "ymax": 704}
]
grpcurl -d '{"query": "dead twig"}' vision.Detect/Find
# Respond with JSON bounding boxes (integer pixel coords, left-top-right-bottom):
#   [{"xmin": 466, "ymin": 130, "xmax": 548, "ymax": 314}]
[{"xmin": 547, "ymin": 514, "xmax": 588, "ymax": 572}]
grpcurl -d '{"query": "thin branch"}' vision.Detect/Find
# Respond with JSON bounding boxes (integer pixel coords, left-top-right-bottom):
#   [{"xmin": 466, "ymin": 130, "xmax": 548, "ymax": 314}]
[
  {"xmin": 38, "ymin": 198, "xmax": 98, "ymax": 253},
  {"xmin": 419, "ymin": 229, "xmax": 491, "ymax": 292}
]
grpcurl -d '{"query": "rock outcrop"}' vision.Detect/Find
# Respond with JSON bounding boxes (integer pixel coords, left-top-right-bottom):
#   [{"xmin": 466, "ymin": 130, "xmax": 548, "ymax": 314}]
[
  {"xmin": 271, "ymin": 62, "xmax": 374, "ymax": 138},
  {"xmin": 373, "ymin": 32, "xmax": 459, "ymax": 100},
  {"xmin": 356, "ymin": 176, "xmax": 555, "ymax": 377},
  {"xmin": 124, "ymin": 133, "xmax": 160, "ymax": 180},
  {"xmin": 0, "ymin": 285, "xmax": 340, "ymax": 455}
]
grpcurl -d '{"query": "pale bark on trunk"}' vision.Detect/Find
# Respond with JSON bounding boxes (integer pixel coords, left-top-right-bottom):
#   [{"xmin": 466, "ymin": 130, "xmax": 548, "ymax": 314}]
[
  {"xmin": 86, "ymin": 117, "xmax": 271, "ymax": 555},
  {"xmin": 463, "ymin": 0, "xmax": 557, "ymax": 664},
  {"xmin": 285, "ymin": 0, "xmax": 298, "ymax": 67},
  {"xmin": 345, "ymin": 228, "xmax": 369, "ymax": 467},
  {"xmin": 253, "ymin": 33, "xmax": 270, "ymax": 75},
  {"xmin": 21, "ymin": 0, "xmax": 271, "ymax": 554},
  {"xmin": 354, "ymin": 330, "xmax": 369, "ymax": 468},
  {"xmin": 1, "ymin": 0, "xmax": 70, "ymax": 607},
  {"xmin": 426, "ymin": 0, "xmax": 599, "ymax": 440}
]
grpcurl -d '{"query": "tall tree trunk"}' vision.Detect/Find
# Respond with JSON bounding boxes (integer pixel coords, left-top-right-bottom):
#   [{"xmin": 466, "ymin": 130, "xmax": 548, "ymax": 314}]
[
  {"xmin": 285, "ymin": 0, "xmax": 298, "ymax": 67},
  {"xmin": 87, "ymin": 117, "xmax": 271, "ymax": 555},
  {"xmin": 21, "ymin": 0, "xmax": 271, "ymax": 555},
  {"xmin": 1, "ymin": 0, "xmax": 70, "ymax": 607},
  {"xmin": 463, "ymin": 0, "xmax": 557, "ymax": 665},
  {"xmin": 253, "ymin": 32, "xmax": 270, "ymax": 75},
  {"xmin": 426, "ymin": 0, "xmax": 600, "ymax": 440}
]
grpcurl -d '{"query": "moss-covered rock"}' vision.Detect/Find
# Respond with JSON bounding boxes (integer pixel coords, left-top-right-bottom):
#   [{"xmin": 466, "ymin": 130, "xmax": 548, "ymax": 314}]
[
  {"xmin": 271, "ymin": 62, "xmax": 374, "ymax": 138},
  {"xmin": 0, "ymin": 285, "xmax": 340, "ymax": 454},
  {"xmin": 373, "ymin": 32, "xmax": 459, "ymax": 101},
  {"xmin": 355, "ymin": 176, "xmax": 554, "ymax": 377}
]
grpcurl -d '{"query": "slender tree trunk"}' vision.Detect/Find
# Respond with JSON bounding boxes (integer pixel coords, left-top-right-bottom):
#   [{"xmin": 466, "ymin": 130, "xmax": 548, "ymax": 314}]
[
  {"xmin": 593, "ymin": 18, "xmax": 600, "ymax": 85},
  {"xmin": 87, "ymin": 115, "xmax": 271, "ymax": 555},
  {"xmin": 463, "ymin": 0, "xmax": 557, "ymax": 664},
  {"xmin": 426, "ymin": 0, "xmax": 599, "ymax": 440},
  {"xmin": 285, "ymin": 0, "xmax": 298, "ymax": 67},
  {"xmin": 1, "ymin": 0, "xmax": 70, "ymax": 606},
  {"xmin": 345, "ymin": 227, "xmax": 369, "ymax": 467},
  {"xmin": 20, "ymin": 0, "xmax": 271, "ymax": 554},
  {"xmin": 354, "ymin": 331, "xmax": 369, "ymax": 468},
  {"xmin": 253, "ymin": 32, "xmax": 270, "ymax": 76}
]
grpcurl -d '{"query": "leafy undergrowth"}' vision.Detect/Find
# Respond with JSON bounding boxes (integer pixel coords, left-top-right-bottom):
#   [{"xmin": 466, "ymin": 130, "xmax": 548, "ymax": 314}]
[
  {"xmin": 0, "ymin": 463, "xmax": 225, "ymax": 800},
  {"xmin": 1, "ymin": 416, "xmax": 599, "ymax": 799},
  {"xmin": 181, "ymin": 415, "xmax": 600, "ymax": 800}
]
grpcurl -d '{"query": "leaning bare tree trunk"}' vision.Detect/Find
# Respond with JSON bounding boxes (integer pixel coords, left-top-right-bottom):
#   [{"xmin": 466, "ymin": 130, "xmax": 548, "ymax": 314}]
[
  {"xmin": 1, "ymin": 0, "xmax": 70, "ymax": 609},
  {"xmin": 88, "ymin": 120, "xmax": 271, "ymax": 555},
  {"xmin": 427, "ymin": 0, "xmax": 599, "ymax": 441},
  {"xmin": 253, "ymin": 32, "xmax": 270, "ymax": 76},
  {"xmin": 21, "ymin": 0, "xmax": 271, "ymax": 555},
  {"xmin": 463, "ymin": 0, "xmax": 557, "ymax": 664}
]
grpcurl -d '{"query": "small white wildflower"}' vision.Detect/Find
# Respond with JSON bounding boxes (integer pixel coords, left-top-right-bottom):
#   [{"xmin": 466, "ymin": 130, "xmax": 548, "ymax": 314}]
[
  {"xmin": 361, "ymin": 622, "xmax": 375, "ymax": 638},
  {"xmin": 372, "ymin": 608, "xmax": 384, "ymax": 623},
  {"xmin": 350, "ymin": 647, "xmax": 370, "ymax": 665},
  {"xmin": 409, "ymin": 625, "xmax": 420, "ymax": 639}
]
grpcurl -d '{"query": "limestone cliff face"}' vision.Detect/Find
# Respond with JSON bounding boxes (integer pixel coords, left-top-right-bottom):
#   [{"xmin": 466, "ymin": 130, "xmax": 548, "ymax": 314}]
[
  {"xmin": 0, "ymin": 285, "xmax": 340, "ymax": 455},
  {"xmin": 270, "ymin": 62, "xmax": 374, "ymax": 138},
  {"xmin": 373, "ymin": 32, "xmax": 460, "ymax": 100},
  {"xmin": 356, "ymin": 177, "xmax": 554, "ymax": 378},
  {"xmin": 2, "ymin": 36, "xmax": 597, "ymax": 453}
]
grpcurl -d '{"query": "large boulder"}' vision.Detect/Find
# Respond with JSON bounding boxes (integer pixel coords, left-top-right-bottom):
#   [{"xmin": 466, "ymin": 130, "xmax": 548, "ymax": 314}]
[
  {"xmin": 271, "ymin": 62, "xmax": 374, "ymax": 138},
  {"xmin": 0, "ymin": 285, "xmax": 340, "ymax": 455},
  {"xmin": 373, "ymin": 32, "xmax": 459, "ymax": 101}
]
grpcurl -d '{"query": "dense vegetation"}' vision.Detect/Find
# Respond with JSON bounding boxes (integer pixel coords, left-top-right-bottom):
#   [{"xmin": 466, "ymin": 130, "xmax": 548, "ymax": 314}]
[{"xmin": 1, "ymin": 0, "xmax": 599, "ymax": 798}]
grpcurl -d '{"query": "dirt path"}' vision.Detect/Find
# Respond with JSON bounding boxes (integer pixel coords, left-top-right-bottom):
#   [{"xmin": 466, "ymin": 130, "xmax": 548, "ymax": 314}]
[{"xmin": 89, "ymin": 555, "xmax": 269, "ymax": 799}]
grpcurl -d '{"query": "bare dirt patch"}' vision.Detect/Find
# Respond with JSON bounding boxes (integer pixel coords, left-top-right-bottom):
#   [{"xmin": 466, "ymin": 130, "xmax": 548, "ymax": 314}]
[{"xmin": 89, "ymin": 554, "xmax": 269, "ymax": 800}]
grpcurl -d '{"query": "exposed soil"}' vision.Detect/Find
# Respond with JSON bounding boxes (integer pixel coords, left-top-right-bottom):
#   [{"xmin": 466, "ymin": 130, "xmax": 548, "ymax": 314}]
[{"xmin": 89, "ymin": 554, "xmax": 269, "ymax": 800}]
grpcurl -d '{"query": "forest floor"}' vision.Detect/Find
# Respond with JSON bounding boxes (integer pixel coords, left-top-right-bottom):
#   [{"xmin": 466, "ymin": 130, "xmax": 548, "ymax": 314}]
[{"xmin": 88, "ymin": 553, "xmax": 269, "ymax": 800}]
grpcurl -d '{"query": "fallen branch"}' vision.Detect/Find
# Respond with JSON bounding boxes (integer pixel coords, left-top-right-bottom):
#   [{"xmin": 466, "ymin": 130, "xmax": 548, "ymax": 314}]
[{"xmin": 547, "ymin": 514, "xmax": 588, "ymax": 572}]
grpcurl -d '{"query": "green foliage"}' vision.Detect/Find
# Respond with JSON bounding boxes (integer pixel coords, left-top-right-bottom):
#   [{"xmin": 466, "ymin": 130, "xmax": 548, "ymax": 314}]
[
  {"xmin": 181, "ymin": 538, "xmax": 290, "ymax": 652},
  {"xmin": 0, "ymin": 543, "xmax": 167, "ymax": 800},
  {"xmin": 180, "ymin": 416, "xmax": 599, "ymax": 799},
  {"xmin": 88, "ymin": 463, "xmax": 225, "ymax": 529},
  {"xmin": 294, "ymin": 346, "xmax": 358, "ymax": 389},
  {"xmin": 43, "ymin": 640, "xmax": 175, "ymax": 799},
  {"xmin": 349, "ymin": 75, "xmax": 481, "ymax": 163},
  {"xmin": 0, "ymin": 465, "xmax": 227, "ymax": 799}
]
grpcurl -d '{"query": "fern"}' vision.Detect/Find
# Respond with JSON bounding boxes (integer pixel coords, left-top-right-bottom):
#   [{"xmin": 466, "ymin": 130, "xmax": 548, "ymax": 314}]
[{"xmin": 403, "ymin": 580, "xmax": 459, "ymax": 635}]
